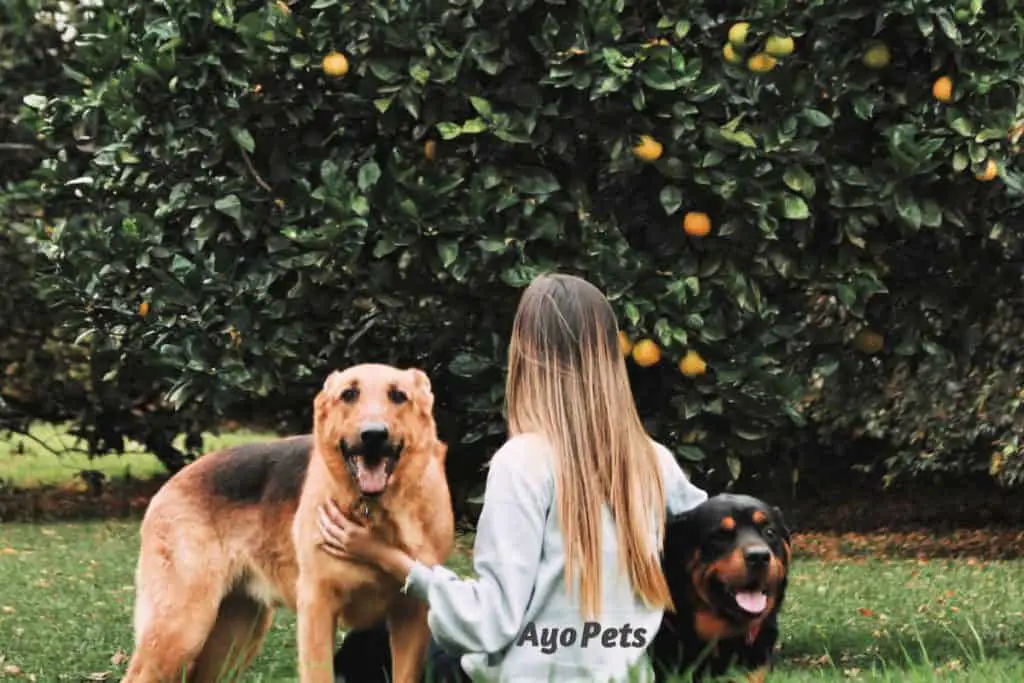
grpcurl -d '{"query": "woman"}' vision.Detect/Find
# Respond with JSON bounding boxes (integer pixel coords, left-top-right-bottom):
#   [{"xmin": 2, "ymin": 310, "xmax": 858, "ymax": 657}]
[{"xmin": 319, "ymin": 272, "xmax": 708, "ymax": 682}]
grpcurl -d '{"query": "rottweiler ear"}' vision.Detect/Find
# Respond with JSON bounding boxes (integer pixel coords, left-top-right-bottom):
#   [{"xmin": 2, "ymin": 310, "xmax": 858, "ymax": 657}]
[
  {"xmin": 663, "ymin": 508, "xmax": 698, "ymax": 561},
  {"xmin": 407, "ymin": 368, "xmax": 434, "ymax": 412},
  {"xmin": 771, "ymin": 505, "xmax": 791, "ymax": 542}
]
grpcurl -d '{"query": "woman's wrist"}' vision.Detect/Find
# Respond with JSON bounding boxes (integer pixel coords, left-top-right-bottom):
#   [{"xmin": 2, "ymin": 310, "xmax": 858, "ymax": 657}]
[{"xmin": 379, "ymin": 546, "xmax": 417, "ymax": 584}]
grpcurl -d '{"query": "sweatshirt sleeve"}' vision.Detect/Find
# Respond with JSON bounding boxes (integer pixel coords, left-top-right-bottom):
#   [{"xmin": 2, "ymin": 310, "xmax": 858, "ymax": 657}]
[
  {"xmin": 654, "ymin": 441, "xmax": 708, "ymax": 517},
  {"xmin": 404, "ymin": 434, "xmax": 551, "ymax": 656}
]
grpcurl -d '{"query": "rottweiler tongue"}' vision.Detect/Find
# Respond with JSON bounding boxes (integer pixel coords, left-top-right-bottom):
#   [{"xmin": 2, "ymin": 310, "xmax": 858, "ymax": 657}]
[
  {"xmin": 734, "ymin": 590, "xmax": 767, "ymax": 614},
  {"xmin": 355, "ymin": 460, "xmax": 389, "ymax": 494}
]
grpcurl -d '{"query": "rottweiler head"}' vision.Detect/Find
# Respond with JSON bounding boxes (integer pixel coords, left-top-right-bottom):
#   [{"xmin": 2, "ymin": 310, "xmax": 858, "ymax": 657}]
[
  {"xmin": 313, "ymin": 364, "xmax": 437, "ymax": 498},
  {"xmin": 664, "ymin": 494, "xmax": 791, "ymax": 632}
]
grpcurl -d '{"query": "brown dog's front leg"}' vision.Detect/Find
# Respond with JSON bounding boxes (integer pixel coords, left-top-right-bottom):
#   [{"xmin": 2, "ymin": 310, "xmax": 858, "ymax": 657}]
[
  {"xmin": 296, "ymin": 586, "xmax": 336, "ymax": 683},
  {"xmin": 387, "ymin": 597, "xmax": 432, "ymax": 683}
]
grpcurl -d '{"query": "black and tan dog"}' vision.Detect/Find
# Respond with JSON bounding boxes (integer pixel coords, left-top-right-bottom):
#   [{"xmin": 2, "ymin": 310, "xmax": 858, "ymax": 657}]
[
  {"xmin": 121, "ymin": 363, "xmax": 455, "ymax": 683},
  {"xmin": 650, "ymin": 494, "xmax": 791, "ymax": 683}
]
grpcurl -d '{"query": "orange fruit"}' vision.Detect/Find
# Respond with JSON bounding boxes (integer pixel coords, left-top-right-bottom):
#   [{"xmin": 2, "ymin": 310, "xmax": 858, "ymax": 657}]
[
  {"xmin": 683, "ymin": 212, "xmax": 711, "ymax": 237},
  {"xmin": 764, "ymin": 35, "xmax": 794, "ymax": 57},
  {"xmin": 631, "ymin": 339, "xmax": 661, "ymax": 367},
  {"xmin": 722, "ymin": 43, "xmax": 742, "ymax": 64},
  {"xmin": 618, "ymin": 331, "xmax": 633, "ymax": 356},
  {"xmin": 976, "ymin": 159, "xmax": 998, "ymax": 181},
  {"xmin": 932, "ymin": 76, "xmax": 953, "ymax": 103},
  {"xmin": 322, "ymin": 52, "xmax": 350, "ymax": 77},
  {"xmin": 862, "ymin": 41, "xmax": 891, "ymax": 69},
  {"xmin": 728, "ymin": 22, "xmax": 750, "ymax": 46},
  {"xmin": 679, "ymin": 350, "xmax": 707, "ymax": 377},
  {"xmin": 138, "ymin": 301, "xmax": 150, "ymax": 318},
  {"xmin": 424, "ymin": 139, "xmax": 437, "ymax": 161},
  {"xmin": 853, "ymin": 329, "xmax": 884, "ymax": 355},
  {"xmin": 632, "ymin": 135, "xmax": 663, "ymax": 162},
  {"xmin": 747, "ymin": 53, "xmax": 777, "ymax": 73}
]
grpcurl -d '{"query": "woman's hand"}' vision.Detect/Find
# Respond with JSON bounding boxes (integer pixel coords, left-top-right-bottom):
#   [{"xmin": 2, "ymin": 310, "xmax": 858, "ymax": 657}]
[
  {"xmin": 317, "ymin": 499, "xmax": 391, "ymax": 566},
  {"xmin": 317, "ymin": 499, "xmax": 420, "ymax": 586}
]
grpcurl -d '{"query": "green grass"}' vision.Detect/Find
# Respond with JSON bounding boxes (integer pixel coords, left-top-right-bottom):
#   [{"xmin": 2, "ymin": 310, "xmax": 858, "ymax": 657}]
[
  {"xmin": 0, "ymin": 423, "xmax": 273, "ymax": 488},
  {"xmin": 0, "ymin": 522, "xmax": 1022, "ymax": 681}
]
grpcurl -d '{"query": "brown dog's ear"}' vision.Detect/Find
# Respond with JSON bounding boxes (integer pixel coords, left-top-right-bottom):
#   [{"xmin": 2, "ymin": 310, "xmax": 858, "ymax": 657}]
[
  {"xmin": 321, "ymin": 371, "xmax": 346, "ymax": 399},
  {"xmin": 407, "ymin": 368, "xmax": 434, "ymax": 412}
]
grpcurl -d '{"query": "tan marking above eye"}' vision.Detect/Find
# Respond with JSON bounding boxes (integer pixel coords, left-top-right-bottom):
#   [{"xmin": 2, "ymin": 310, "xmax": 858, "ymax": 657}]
[
  {"xmin": 720, "ymin": 516, "xmax": 736, "ymax": 531},
  {"xmin": 752, "ymin": 510, "xmax": 768, "ymax": 525}
]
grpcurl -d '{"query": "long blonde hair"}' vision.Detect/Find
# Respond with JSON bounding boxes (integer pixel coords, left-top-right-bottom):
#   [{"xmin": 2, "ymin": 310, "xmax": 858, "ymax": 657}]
[{"xmin": 505, "ymin": 273, "xmax": 672, "ymax": 619}]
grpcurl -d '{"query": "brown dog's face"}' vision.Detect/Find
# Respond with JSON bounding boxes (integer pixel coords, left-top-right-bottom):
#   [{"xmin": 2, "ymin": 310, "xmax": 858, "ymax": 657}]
[
  {"xmin": 666, "ymin": 494, "xmax": 791, "ymax": 625},
  {"xmin": 313, "ymin": 363, "xmax": 436, "ymax": 497}
]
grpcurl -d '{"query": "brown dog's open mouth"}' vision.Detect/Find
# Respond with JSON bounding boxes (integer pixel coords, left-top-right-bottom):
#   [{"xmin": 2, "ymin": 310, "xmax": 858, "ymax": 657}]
[
  {"xmin": 350, "ymin": 455, "xmax": 396, "ymax": 495},
  {"xmin": 340, "ymin": 439, "xmax": 402, "ymax": 496}
]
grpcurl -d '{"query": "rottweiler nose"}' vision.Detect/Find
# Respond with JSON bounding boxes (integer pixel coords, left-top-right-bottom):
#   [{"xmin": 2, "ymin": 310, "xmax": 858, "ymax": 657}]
[
  {"xmin": 360, "ymin": 423, "xmax": 390, "ymax": 453},
  {"xmin": 744, "ymin": 547, "xmax": 771, "ymax": 569}
]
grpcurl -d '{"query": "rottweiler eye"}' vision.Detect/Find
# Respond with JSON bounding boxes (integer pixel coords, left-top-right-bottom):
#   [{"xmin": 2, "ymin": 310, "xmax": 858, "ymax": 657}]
[
  {"xmin": 763, "ymin": 527, "xmax": 777, "ymax": 541},
  {"xmin": 340, "ymin": 387, "xmax": 359, "ymax": 403},
  {"xmin": 388, "ymin": 388, "xmax": 408, "ymax": 405}
]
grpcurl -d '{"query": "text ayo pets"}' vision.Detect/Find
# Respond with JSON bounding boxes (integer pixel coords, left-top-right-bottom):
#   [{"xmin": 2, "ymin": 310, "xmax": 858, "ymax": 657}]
[{"xmin": 516, "ymin": 621, "xmax": 649, "ymax": 654}]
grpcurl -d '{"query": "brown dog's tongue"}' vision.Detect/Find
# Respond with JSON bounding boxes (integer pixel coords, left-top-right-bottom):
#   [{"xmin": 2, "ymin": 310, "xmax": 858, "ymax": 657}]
[
  {"xmin": 356, "ymin": 460, "xmax": 389, "ymax": 494},
  {"xmin": 734, "ymin": 591, "xmax": 767, "ymax": 614}
]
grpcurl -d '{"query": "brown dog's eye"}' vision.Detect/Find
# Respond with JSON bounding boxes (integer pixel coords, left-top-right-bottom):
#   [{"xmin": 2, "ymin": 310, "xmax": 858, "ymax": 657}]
[
  {"xmin": 340, "ymin": 387, "xmax": 359, "ymax": 403},
  {"xmin": 388, "ymin": 388, "xmax": 408, "ymax": 405}
]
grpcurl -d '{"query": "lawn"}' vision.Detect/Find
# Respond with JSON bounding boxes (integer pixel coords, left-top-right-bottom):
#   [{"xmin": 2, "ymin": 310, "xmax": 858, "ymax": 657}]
[
  {"xmin": 1, "ymin": 428, "xmax": 1022, "ymax": 681},
  {"xmin": 0, "ymin": 521, "xmax": 1022, "ymax": 682},
  {"xmin": 0, "ymin": 423, "xmax": 269, "ymax": 489}
]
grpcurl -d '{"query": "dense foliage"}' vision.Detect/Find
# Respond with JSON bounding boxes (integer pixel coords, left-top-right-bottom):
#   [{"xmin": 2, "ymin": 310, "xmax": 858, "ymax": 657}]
[{"xmin": 4, "ymin": 0, "xmax": 1024, "ymax": 502}]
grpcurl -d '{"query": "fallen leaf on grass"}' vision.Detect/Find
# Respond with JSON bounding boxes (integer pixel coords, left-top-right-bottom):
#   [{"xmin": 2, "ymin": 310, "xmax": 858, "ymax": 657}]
[
  {"xmin": 1, "ymin": 606, "xmax": 14, "ymax": 614},
  {"xmin": 1, "ymin": 548, "xmax": 16, "ymax": 555},
  {"xmin": 84, "ymin": 672, "xmax": 112, "ymax": 681},
  {"xmin": 857, "ymin": 607, "xmax": 874, "ymax": 617},
  {"xmin": 110, "ymin": 651, "xmax": 129, "ymax": 666}
]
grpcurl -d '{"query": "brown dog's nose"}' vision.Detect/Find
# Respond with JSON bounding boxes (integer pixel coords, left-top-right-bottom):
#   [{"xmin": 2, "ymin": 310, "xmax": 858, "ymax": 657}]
[
  {"xmin": 744, "ymin": 546, "xmax": 771, "ymax": 569},
  {"xmin": 360, "ymin": 424, "xmax": 390, "ymax": 454}
]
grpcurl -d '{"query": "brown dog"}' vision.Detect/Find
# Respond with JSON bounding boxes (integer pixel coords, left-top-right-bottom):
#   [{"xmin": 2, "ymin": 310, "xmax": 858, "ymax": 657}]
[{"xmin": 121, "ymin": 364, "xmax": 454, "ymax": 683}]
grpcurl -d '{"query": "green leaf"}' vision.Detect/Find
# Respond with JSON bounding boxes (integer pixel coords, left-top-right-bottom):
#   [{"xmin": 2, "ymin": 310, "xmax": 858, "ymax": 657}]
[
  {"xmin": 782, "ymin": 165, "xmax": 816, "ymax": 198},
  {"xmin": 719, "ymin": 128, "xmax": 757, "ymax": 148},
  {"xmin": 726, "ymin": 455, "xmax": 742, "ymax": 481},
  {"xmin": 803, "ymin": 109, "xmax": 832, "ymax": 127},
  {"xmin": 949, "ymin": 118, "xmax": 974, "ymax": 137},
  {"xmin": 230, "ymin": 126, "xmax": 255, "ymax": 153},
  {"xmin": 436, "ymin": 122, "xmax": 461, "ymax": 140},
  {"xmin": 469, "ymin": 96, "xmax": 492, "ymax": 117},
  {"xmin": 936, "ymin": 10, "xmax": 961, "ymax": 41},
  {"xmin": 624, "ymin": 302, "xmax": 640, "ymax": 326},
  {"xmin": 357, "ymin": 161, "xmax": 381, "ymax": 191},
  {"xmin": 461, "ymin": 118, "xmax": 488, "ymax": 134},
  {"xmin": 437, "ymin": 239, "xmax": 459, "ymax": 268},
  {"xmin": 782, "ymin": 194, "xmax": 810, "ymax": 220},
  {"xmin": 836, "ymin": 283, "xmax": 856, "ymax": 309},
  {"xmin": 659, "ymin": 186, "xmax": 683, "ymax": 215},
  {"xmin": 894, "ymin": 191, "xmax": 922, "ymax": 229},
  {"xmin": 515, "ymin": 169, "xmax": 560, "ymax": 195},
  {"xmin": 449, "ymin": 353, "xmax": 491, "ymax": 378},
  {"xmin": 214, "ymin": 194, "xmax": 242, "ymax": 222},
  {"xmin": 22, "ymin": 94, "xmax": 48, "ymax": 110}
]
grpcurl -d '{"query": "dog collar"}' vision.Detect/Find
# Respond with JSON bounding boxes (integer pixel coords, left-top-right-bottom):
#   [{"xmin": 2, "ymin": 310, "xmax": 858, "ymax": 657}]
[{"xmin": 350, "ymin": 498, "xmax": 371, "ymax": 520}]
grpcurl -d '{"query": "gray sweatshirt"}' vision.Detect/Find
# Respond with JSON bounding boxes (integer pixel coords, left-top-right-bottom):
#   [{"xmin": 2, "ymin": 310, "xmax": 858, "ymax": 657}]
[{"xmin": 405, "ymin": 432, "xmax": 709, "ymax": 682}]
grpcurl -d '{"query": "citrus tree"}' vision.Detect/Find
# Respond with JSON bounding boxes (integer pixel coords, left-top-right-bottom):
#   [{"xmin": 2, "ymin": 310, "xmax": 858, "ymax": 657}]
[
  {"xmin": 1, "ymin": 0, "xmax": 93, "ymax": 434},
  {"xmin": 19, "ymin": 0, "xmax": 1024, "ymax": 503}
]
